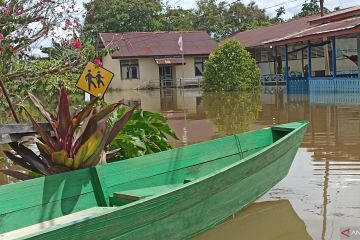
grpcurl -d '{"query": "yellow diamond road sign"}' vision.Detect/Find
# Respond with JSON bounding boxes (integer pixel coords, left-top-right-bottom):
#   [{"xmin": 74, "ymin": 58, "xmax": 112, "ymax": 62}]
[{"xmin": 76, "ymin": 62, "xmax": 114, "ymax": 99}]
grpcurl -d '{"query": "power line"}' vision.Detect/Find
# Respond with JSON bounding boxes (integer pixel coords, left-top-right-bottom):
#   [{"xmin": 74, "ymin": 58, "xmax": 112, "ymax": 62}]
[{"xmin": 263, "ymin": 0, "xmax": 300, "ymax": 10}]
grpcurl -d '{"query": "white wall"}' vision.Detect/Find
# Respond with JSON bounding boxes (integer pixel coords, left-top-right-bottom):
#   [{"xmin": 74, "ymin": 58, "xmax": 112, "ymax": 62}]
[{"xmin": 103, "ymin": 54, "xmax": 201, "ymax": 90}]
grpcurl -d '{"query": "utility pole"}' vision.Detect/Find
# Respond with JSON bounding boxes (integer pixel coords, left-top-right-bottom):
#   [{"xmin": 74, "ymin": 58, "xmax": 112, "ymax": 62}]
[{"xmin": 320, "ymin": 0, "xmax": 324, "ymax": 16}]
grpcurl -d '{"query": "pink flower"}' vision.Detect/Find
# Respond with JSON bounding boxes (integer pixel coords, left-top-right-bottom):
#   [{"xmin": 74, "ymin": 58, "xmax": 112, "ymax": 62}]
[
  {"xmin": 0, "ymin": 34, "xmax": 3, "ymax": 41},
  {"xmin": 2, "ymin": 6, "xmax": 12, "ymax": 15},
  {"xmin": 65, "ymin": 19, "xmax": 72, "ymax": 27},
  {"xmin": 71, "ymin": 39, "xmax": 82, "ymax": 49},
  {"xmin": 0, "ymin": 46, "xmax": 3, "ymax": 51},
  {"xmin": 93, "ymin": 58, "xmax": 103, "ymax": 67},
  {"xmin": 16, "ymin": 5, "xmax": 24, "ymax": 16}
]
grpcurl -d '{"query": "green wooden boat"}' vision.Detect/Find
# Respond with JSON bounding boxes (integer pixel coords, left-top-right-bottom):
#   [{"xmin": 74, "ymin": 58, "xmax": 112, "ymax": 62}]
[{"xmin": 0, "ymin": 121, "xmax": 308, "ymax": 240}]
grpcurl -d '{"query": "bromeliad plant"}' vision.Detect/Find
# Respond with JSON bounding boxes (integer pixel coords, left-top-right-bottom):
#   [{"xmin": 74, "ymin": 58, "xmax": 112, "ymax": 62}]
[{"xmin": 1, "ymin": 87, "xmax": 136, "ymax": 180}]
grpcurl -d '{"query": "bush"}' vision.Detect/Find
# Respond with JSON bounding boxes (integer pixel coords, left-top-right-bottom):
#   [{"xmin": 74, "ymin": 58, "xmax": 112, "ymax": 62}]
[
  {"xmin": 202, "ymin": 40, "xmax": 261, "ymax": 92},
  {"xmin": 108, "ymin": 107, "xmax": 178, "ymax": 161}
]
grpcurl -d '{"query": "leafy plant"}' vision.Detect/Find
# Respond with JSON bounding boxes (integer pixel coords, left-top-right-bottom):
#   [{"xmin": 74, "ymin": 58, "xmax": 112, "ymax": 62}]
[
  {"xmin": 1, "ymin": 87, "xmax": 136, "ymax": 180},
  {"xmin": 202, "ymin": 40, "xmax": 261, "ymax": 92},
  {"xmin": 107, "ymin": 108, "xmax": 178, "ymax": 161}
]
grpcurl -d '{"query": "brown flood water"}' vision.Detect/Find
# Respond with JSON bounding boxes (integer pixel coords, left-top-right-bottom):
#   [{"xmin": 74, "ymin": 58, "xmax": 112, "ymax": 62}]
[
  {"xmin": 109, "ymin": 87, "xmax": 360, "ymax": 240},
  {"xmin": 1, "ymin": 87, "xmax": 359, "ymax": 239}
]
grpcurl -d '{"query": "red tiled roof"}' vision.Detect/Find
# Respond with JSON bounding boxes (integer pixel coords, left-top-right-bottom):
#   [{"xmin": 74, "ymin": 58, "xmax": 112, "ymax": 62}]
[
  {"xmin": 99, "ymin": 31, "xmax": 218, "ymax": 58},
  {"xmin": 265, "ymin": 16, "xmax": 360, "ymax": 45},
  {"xmin": 227, "ymin": 16, "xmax": 317, "ymax": 48}
]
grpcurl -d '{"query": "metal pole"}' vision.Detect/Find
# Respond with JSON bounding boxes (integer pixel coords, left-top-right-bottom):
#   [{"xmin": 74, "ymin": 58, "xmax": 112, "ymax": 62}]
[
  {"xmin": 331, "ymin": 36, "xmax": 337, "ymax": 79},
  {"xmin": 320, "ymin": 0, "xmax": 324, "ymax": 17},
  {"xmin": 357, "ymin": 34, "xmax": 360, "ymax": 79},
  {"xmin": 0, "ymin": 79, "xmax": 20, "ymax": 123},
  {"xmin": 285, "ymin": 44, "xmax": 289, "ymax": 92},
  {"xmin": 308, "ymin": 41, "xmax": 312, "ymax": 79}
]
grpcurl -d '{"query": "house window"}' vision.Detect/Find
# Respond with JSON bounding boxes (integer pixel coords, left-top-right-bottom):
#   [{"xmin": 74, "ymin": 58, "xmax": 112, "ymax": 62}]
[
  {"xmin": 194, "ymin": 57, "xmax": 208, "ymax": 76},
  {"xmin": 120, "ymin": 59, "xmax": 140, "ymax": 80}
]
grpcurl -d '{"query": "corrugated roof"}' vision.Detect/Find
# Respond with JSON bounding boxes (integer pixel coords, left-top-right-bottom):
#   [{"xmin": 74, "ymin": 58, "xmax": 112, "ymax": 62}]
[
  {"xmin": 309, "ymin": 6, "xmax": 360, "ymax": 25},
  {"xmin": 265, "ymin": 16, "xmax": 360, "ymax": 45},
  {"xmin": 227, "ymin": 16, "xmax": 317, "ymax": 48},
  {"xmin": 99, "ymin": 31, "xmax": 218, "ymax": 58}
]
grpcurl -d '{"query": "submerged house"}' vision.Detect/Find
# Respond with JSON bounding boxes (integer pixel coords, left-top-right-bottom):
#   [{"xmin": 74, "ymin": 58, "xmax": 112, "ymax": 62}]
[
  {"xmin": 99, "ymin": 31, "xmax": 217, "ymax": 90},
  {"xmin": 228, "ymin": 6, "xmax": 360, "ymax": 91}
]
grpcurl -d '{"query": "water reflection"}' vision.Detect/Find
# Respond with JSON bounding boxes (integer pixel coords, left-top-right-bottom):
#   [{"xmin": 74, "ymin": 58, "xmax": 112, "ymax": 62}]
[
  {"xmin": 202, "ymin": 91, "xmax": 262, "ymax": 137},
  {"xmin": 194, "ymin": 200, "xmax": 312, "ymax": 240}
]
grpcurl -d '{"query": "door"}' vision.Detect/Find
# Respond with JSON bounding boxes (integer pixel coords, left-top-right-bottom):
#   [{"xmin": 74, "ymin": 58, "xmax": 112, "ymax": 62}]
[{"xmin": 159, "ymin": 65, "xmax": 173, "ymax": 88}]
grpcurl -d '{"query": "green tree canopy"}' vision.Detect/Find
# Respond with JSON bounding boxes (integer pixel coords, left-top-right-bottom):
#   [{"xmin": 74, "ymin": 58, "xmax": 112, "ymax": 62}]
[
  {"xmin": 225, "ymin": 1, "xmax": 271, "ymax": 32},
  {"xmin": 83, "ymin": 0, "xmax": 164, "ymax": 43},
  {"xmin": 293, "ymin": 0, "xmax": 329, "ymax": 19},
  {"xmin": 192, "ymin": 0, "xmax": 230, "ymax": 41},
  {"xmin": 202, "ymin": 40, "xmax": 261, "ymax": 92},
  {"xmin": 160, "ymin": 6, "xmax": 195, "ymax": 31}
]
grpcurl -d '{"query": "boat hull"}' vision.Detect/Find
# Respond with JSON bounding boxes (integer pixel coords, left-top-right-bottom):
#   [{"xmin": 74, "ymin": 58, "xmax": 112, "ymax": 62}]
[{"xmin": 17, "ymin": 122, "xmax": 307, "ymax": 240}]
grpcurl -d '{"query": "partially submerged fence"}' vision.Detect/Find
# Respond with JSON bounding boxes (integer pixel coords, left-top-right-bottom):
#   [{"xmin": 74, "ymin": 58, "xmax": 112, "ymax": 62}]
[{"xmin": 0, "ymin": 123, "xmax": 51, "ymax": 145}]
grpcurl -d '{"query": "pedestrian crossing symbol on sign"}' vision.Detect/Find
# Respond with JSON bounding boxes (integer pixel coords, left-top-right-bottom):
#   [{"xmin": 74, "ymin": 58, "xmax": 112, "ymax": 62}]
[{"xmin": 76, "ymin": 62, "xmax": 114, "ymax": 99}]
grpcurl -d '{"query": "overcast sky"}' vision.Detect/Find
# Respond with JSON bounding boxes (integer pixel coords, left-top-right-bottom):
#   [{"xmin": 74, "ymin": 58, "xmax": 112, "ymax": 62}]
[{"xmin": 168, "ymin": 0, "xmax": 359, "ymax": 19}]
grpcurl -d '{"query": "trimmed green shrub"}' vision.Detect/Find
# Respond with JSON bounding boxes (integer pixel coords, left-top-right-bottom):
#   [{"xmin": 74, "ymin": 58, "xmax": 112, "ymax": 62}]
[{"xmin": 202, "ymin": 40, "xmax": 261, "ymax": 92}]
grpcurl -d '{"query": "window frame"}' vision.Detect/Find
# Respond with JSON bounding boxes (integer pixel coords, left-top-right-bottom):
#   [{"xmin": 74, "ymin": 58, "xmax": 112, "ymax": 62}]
[
  {"xmin": 120, "ymin": 59, "xmax": 140, "ymax": 80},
  {"xmin": 194, "ymin": 56, "xmax": 208, "ymax": 77}
]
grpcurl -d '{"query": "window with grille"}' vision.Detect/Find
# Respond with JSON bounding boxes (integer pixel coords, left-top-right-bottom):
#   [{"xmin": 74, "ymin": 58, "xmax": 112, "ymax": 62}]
[
  {"xmin": 120, "ymin": 59, "xmax": 140, "ymax": 80},
  {"xmin": 194, "ymin": 56, "xmax": 208, "ymax": 76}
]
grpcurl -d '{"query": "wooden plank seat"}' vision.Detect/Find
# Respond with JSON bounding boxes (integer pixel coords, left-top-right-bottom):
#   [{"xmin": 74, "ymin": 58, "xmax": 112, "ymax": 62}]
[
  {"xmin": 0, "ymin": 207, "xmax": 115, "ymax": 240},
  {"xmin": 109, "ymin": 183, "xmax": 187, "ymax": 206}
]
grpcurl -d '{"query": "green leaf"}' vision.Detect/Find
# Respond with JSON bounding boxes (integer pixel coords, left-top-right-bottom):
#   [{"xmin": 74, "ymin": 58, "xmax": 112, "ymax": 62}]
[
  {"xmin": 28, "ymin": 91, "xmax": 55, "ymax": 125},
  {"xmin": 73, "ymin": 129, "xmax": 103, "ymax": 169},
  {"xmin": 105, "ymin": 106, "xmax": 137, "ymax": 146},
  {"xmin": 51, "ymin": 150, "xmax": 68, "ymax": 167}
]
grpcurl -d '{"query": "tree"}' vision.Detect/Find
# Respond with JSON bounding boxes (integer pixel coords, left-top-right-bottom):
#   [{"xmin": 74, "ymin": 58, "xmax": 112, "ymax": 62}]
[
  {"xmin": 293, "ymin": 0, "xmax": 329, "ymax": 19},
  {"xmin": 273, "ymin": 7, "xmax": 286, "ymax": 23},
  {"xmin": 225, "ymin": 1, "xmax": 271, "ymax": 32},
  {"xmin": 0, "ymin": 0, "xmax": 108, "ymax": 123},
  {"xmin": 160, "ymin": 6, "xmax": 195, "ymax": 31},
  {"xmin": 193, "ymin": 0, "xmax": 230, "ymax": 41},
  {"xmin": 83, "ymin": 0, "xmax": 164, "ymax": 43},
  {"xmin": 0, "ymin": 0, "xmax": 80, "ymax": 77},
  {"xmin": 202, "ymin": 40, "xmax": 261, "ymax": 92}
]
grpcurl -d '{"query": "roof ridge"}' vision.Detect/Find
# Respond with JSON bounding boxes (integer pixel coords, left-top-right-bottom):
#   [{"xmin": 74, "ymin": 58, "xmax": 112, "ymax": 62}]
[
  {"xmin": 228, "ymin": 15, "xmax": 318, "ymax": 38},
  {"xmin": 99, "ymin": 30, "xmax": 207, "ymax": 34}
]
